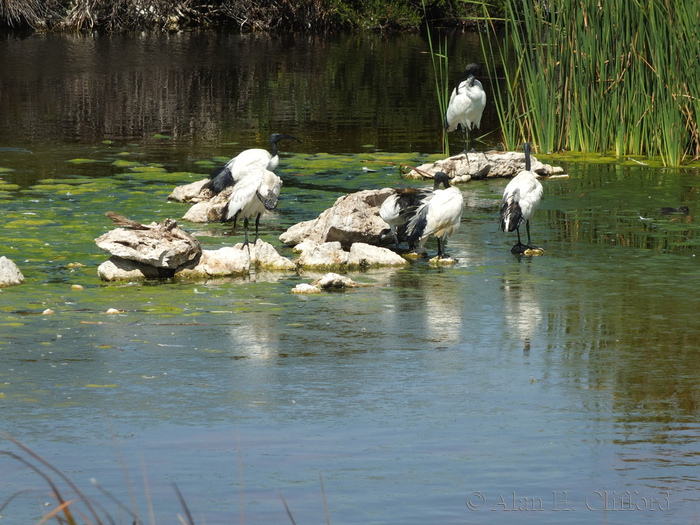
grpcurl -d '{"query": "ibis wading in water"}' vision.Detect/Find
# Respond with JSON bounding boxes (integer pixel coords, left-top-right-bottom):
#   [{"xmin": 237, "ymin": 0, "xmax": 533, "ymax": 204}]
[
  {"xmin": 379, "ymin": 187, "xmax": 432, "ymax": 249},
  {"xmin": 221, "ymin": 165, "xmax": 282, "ymax": 248},
  {"xmin": 499, "ymin": 142, "xmax": 544, "ymax": 254},
  {"xmin": 406, "ymin": 172, "xmax": 464, "ymax": 259},
  {"xmin": 445, "ymin": 63, "xmax": 486, "ymax": 154},
  {"xmin": 208, "ymin": 133, "xmax": 300, "ymax": 195}
]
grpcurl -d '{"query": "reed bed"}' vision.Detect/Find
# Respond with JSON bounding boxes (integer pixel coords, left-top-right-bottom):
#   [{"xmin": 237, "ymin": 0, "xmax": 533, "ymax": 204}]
[
  {"xmin": 480, "ymin": 0, "xmax": 700, "ymax": 166},
  {"xmin": 423, "ymin": 0, "xmax": 451, "ymax": 156}
]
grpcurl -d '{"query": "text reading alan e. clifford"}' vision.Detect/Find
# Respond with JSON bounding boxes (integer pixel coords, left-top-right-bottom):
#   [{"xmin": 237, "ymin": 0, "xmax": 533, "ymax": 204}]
[{"xmin": 466, "ymin": 490, "xmax": 671, "ymax": 512}]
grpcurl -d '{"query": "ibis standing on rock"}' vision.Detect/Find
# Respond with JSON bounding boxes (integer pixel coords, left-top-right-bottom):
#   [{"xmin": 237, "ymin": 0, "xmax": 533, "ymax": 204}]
[
  {"xmin": 221, "ymin": 165, "xmax": 282, "ymax": 248},
  {"xmin": 379, "ymin": 187, "xmax": 432, "ymax": 249},
  {"xmin": 207, "ymin": 133, "xmax": 300, "ymax": 195},
  {"xmin": 445, "ymin": 63, "xmax": 487, "ymax": 154},
  {"xmin": 405, "ymin": 172, "xmax": 464, "ymax": 259},
  {"xmin": 499, "ymin": 142, "xmax": 543, "ymax": 254}
]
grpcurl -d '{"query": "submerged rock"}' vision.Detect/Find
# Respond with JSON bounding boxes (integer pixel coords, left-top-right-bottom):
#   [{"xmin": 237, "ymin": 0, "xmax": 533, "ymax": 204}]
[
  {"xmin": 312, "ymin": 272, "xmax": 366, "ymax": 289},
  {"xmin": 406, "ymin": 150, "xmax": 564, "ymax": 182},
  {"xmin": 291, "ymin": 272, "xmax": 367, "ymax": 294},
  {"xmin": 291, "ymin": 282, "xmax": 322, "ymax": 294},
  {"xmin": 280, "ymin": 188, "xmax": 394, "ymax": 248},
  {"xmin": 0, "ymin": 256, "xmax": 25, "ymax": 288}
]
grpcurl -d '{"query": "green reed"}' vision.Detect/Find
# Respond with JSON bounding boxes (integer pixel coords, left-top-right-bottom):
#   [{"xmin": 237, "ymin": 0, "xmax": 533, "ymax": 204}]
[
  {"xmin": 480, "ymin": 0, "xmax": 700, "ymax": 166},
  {"xmin": 423, "ymin": 0, "xmax": 451, "ymax": 156}
]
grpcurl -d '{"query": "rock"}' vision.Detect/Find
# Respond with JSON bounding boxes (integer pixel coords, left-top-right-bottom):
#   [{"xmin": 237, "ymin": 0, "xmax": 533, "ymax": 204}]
[
  {"xmin": 177, "ymin": 246, "xmax": 250, "ymax": 278},
  {"xmin": 406, "ymin": 150, "xmax": 564, "ymax": 181},
  {"xmin": 167, "ymin": 177, "xmax": 232, "ymax": 223},
  {"xmin": 182, "ymin": 190, "xmax": 230, "ymax": 223},
  {"xmin": 232, "ymin": 240, "xmax": 296, "ymax": 271},
  {"xmin": 523, "ymin": 247, "xmax": 546, "ymax": 257},
  {"xmin": 348, "ymin": 242, "xmax": 408, "ymax": 268},
  {"xmin": 294, "ymin": 240, "xmax": 408, "ymax": 270},
  {"xmin": 167, "ymin": 178, "xmax": 213, "ymax": 203},
  {"xmin": 0, "ymin": 256, "xmax": 25, "ymax": 288},
  {"xmin": 291, "ymin": 283, "xmax": 322, "ymax": 294},
  {"xmin": 95, "ymin": 214, "xmax": 201, "ymax": 269},
  {"xmin": 292, "ymin": 272, "xmax": 368, "ymax": 294},
  {"xmin": 97, "ymin": 256, "xmax": 165, "ymax": 281},
  {"xmin": 311, "ymin": 272, "xmax": 365, "ymax": 289},
  {"xmin": 295, "ymin": 241, "xmax": 350, "ymax": 269},
  {"xmin": 176, "ymin": 240, "xmax": 294, "ymax": 279},
  {"xmin": 280, "ymin": 188, "xmax": 394, "ymax": 248},
  {"xmin": 105, "ymin": 308, "xmax": 122, "ymax": 314},
  {"xmin": 429, "ymin": 255, "xmax": 458, "ymax": 266}
]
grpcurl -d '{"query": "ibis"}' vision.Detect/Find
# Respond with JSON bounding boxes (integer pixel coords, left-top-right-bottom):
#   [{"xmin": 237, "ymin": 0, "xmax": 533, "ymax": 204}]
[
  {"xmin": 406, "ymin": 171, "xmax": 464, "ymax": 258},
  {"xmin": 445, "ymin": 63, "xmax": 486, "ymax": 154},
  {"xmin": 221, "ymin": 165, "xmax": 282, "ymax": 247},
  {"xmin": 499, "ymin": 143, "xmax": 544, "ymax": 254},
  {"xmin": 379, "ymin": 187, "xmax": 432, "ymax": 248},
  {"xmin": 208, "ymin": 133, "xmax": 300, "ymax": 195}
]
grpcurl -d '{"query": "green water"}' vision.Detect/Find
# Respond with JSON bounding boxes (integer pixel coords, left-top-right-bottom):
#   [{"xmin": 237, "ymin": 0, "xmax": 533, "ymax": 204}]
[{"xmin": 1, "ymin": 30, "xmax": 699, "ymax": 525}]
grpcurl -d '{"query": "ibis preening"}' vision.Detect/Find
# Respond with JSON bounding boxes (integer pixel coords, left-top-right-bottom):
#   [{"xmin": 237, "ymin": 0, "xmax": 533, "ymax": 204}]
[
  {"xmin": 445, "ymin": 63, "xmax": 487, "ymax": 153},
  {"xmin": 379, "ymin": 187, "xmax": 432, "ymax": 248},
  {"xmin": 208, "ymin": 133, "xmax": 300, "ymax": 195},
  {"xmin": 221, "ymin": 166, "xmax": 282, "ymax": 247},
  {"xmin": 499, "ymin": 143, "xmax": 543, "ymax": 254},
  {"xmin": 406, "ymin": 172, "xmax": 464, "ymax": 258}
]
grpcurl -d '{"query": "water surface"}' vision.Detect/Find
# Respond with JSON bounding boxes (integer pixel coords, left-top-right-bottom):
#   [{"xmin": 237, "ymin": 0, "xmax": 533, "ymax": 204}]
[{"xmin": 0, "ymin": 31, "xmax": 699, "ymax": 525}]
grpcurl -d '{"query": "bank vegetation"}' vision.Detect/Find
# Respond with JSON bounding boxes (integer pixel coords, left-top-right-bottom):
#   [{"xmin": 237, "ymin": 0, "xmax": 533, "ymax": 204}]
[{"xmin": 0, "ymin": 0, "xmax": 500, "ymax": 32}]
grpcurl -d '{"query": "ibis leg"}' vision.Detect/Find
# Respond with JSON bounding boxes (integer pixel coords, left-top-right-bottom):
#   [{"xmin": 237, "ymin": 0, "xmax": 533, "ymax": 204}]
[
  {"xmin": 243, "ymin": 218, "xmax": 250, "ymax": 247},
  {"xmin": 254, "ymin": 214, "xmax": 261, "ymax": 244}
]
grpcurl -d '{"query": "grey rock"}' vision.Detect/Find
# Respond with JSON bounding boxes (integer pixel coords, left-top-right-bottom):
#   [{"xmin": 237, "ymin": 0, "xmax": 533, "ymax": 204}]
[
  {"xmin": 406, "ymin": 151, "xmax": 564, "ymax": 182},
  {"xmin": 97, "ymin": 256, "xmax": 164, "ymax": 281},
  {"xmin": 280, "ymin": 188, "xmax": 394, "ymax": 248},
  {"xmin": 294, "ymin": 240, "xmax": 407, "ymax": 270},
  {"xmin": 0, "ymin": 256, "xmax": 25, "ymax": 287},
  {"xmin": 95, "ymin": 215, "xmax": 201, "ymax": 269},
  {"xmin": 176, "ymin": 247, "xmax": 250, "ymax": 278},
  {"xmin": 167, "ymin": 178, "xmax": 213, "ymax": 203}
]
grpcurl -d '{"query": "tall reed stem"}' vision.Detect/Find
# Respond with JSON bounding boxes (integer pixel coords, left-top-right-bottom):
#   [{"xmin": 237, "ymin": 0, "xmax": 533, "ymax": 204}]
[
  {"xmin": 481, "ymin": 0, "xmax": 700, "ymax": 166},
  {"xmin": 423, "ymin": 0, "xmax": 450, "ymax": 156}
]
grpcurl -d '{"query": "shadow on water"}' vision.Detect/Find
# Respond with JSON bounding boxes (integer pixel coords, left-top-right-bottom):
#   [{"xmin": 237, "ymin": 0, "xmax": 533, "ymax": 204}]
[{"xmin": 0, "ymin": 31, "xmax": 699, "ymax": 524}]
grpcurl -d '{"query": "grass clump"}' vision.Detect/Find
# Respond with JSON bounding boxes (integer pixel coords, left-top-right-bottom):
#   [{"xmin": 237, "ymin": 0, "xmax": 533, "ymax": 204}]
[{"xmin": 480, "ymin": 0, "xmax": 700, "ymax": 166}]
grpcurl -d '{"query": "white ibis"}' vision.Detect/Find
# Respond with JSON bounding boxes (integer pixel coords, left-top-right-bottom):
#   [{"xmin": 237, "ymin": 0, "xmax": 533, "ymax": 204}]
[
  {"xmin": 445, "ymin": 63, "xmax": 486, "ymax": 153},
  {"xmin": 208, "ymin": 133, "xmax": 300, "ymax": 195},
  {"xmin": 379, "ymin": 187, "xmax": 432, "ymax": 248},
  {"xmin": 499, "ymin": 142, "xmax": 544, "ymax": 253},
  {"xmin": 221, "ymin": 166, "xmax": 282, "ymax": 247},
  {"xmin": 405, "ymin": 171, "xmax": 464, "ymax": 258}
]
